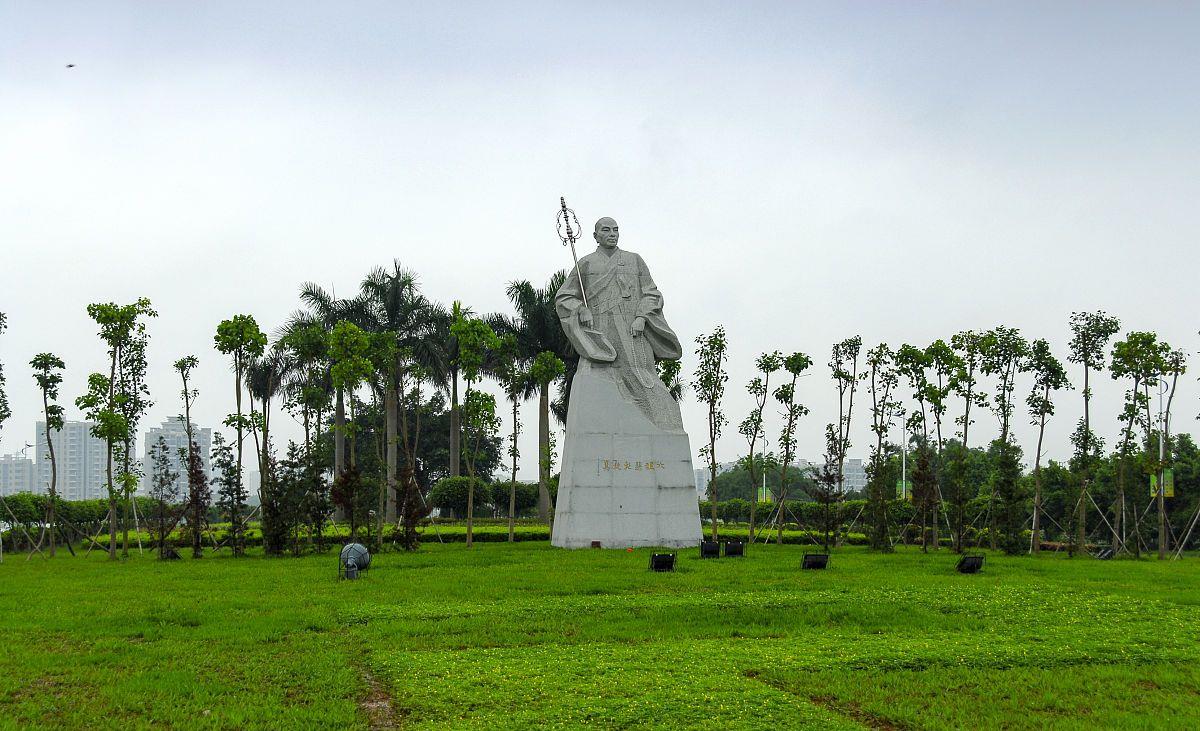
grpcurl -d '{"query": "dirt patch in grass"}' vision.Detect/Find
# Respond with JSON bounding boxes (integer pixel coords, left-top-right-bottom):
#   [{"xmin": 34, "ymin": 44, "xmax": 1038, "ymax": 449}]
[
  {"xmin": 744, "ymin": 670, "xmax": 905, "ymax": 730},
  {"xmin": 360, "ymin": 666, "xmax": 399, "ymax": 730}
]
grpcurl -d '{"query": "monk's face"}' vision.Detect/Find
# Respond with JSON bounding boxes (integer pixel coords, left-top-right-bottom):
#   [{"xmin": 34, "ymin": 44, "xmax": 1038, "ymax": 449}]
[{"xmin": 594, "ymin": 218, "xmax": 619, "ymax": 248}]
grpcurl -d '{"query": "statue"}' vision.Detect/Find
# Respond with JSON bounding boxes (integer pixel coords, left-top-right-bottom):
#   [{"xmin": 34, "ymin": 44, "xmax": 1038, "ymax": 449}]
[
  {"xmin": 555, "ymin": 217, "xmax": 686, "ymax": 433},
  {"xmin": 551, "ymin": 208, "xmax": 702, "ymax": 549}
]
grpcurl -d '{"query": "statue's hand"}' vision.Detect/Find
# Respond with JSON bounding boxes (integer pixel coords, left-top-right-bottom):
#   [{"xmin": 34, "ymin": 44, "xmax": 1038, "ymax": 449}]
[
  {"xmin": 630, "ymin": 316, "xmax": 646, "ymax": 337},
  {"xmin": 578, "ymin": 307, "xmax": 593, "ymax": 327}
]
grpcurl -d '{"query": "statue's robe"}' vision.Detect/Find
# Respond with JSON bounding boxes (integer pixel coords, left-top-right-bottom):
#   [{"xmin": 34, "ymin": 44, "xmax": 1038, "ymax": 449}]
[
  {"xmin": 551, "ymin": 245, "xmax": 701, "ymax": 549},
  {"xmin": 555, "ymin": 246, "xmax": 684, "ymax": 433}
]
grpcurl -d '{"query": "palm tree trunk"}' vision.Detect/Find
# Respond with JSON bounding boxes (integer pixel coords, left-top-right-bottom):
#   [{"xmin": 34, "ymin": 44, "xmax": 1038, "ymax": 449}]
[
  {"xmin": 508, "ymin": 397, "xmax": 518, "ymax": 543},
  {"xmin": 385, "ymin": 382, "xmax": 398, "ymax": 523}
]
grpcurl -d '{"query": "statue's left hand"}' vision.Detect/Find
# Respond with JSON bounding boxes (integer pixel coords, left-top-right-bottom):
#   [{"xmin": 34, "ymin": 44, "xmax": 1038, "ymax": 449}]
[{"xmin": 630, "ymin": 316, "xmax": 646, "ymax": 337}]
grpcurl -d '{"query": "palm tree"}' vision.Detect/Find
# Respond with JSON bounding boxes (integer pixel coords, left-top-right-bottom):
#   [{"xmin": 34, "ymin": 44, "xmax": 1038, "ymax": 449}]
[
  {"xmin": 352, "ymin": 261, "xmax": 444, "ymax": 545},
  {"xmin": 490, "ymin": 271, "xmax": 575, "ymax": 525},
  {"xmin": 282, "ymin": 284, "xmax": 352, "ymax": 481},
  {"xmin": 429, "ymin": 300, "xmax": 473, "ymax": 479},
  {"xmin": 246, "ymin": 345, "xmax": 293, "ymax": 493}
]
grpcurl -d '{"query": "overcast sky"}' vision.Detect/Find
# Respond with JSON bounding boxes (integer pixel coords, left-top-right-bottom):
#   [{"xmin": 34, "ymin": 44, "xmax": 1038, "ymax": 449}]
[{"xmin": 1, "ymin": 2, "xmax": 1197, "ymax": 481}]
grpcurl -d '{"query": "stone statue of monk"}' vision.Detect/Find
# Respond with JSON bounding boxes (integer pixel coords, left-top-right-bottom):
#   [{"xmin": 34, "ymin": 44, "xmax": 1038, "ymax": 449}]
[{"xmin": 555, "ymin": 217, "xmax": 684, "ymax": 433}]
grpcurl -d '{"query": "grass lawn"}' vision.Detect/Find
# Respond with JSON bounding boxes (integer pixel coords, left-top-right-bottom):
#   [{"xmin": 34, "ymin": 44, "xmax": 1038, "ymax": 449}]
[{"xmin": 1, "ymin": 540, "xmax": 1198, "ymax": 730}]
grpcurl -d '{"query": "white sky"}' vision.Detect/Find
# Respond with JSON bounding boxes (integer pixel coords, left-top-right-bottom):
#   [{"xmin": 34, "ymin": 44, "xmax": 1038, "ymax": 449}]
[{"xmin": 1, "ymin": 2, "xmax": 1198, "ymax": 480}]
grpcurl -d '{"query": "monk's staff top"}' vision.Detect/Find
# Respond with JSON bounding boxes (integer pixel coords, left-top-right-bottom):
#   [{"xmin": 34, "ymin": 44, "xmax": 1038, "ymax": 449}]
[{"xmin": 557, "ymin": 196, "xmax": 589, "ymax": 310}]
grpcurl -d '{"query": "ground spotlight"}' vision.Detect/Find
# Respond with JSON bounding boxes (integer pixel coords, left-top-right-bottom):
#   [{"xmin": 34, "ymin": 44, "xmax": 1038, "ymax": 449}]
[
  {"xmin": 339, "ymin": 543, "xmax": 372, "ymax": 580},
  {"xmin": 802, "ymin": 552, "xmax": 830, "ymax": 570},
  {"xmin": 723, "ymin": 541, "xmax": 745, "ymax": 557},
  {"xmin": 955, "ymin": 553, "xmax": 985, "ymax": 574},
  {"xmin": 649, "ymin": 552, "xmax": 676, "ymax": 572},
  {"xmin": 700, "ymin": 540, "xmax": 720, "ymax": 559}
]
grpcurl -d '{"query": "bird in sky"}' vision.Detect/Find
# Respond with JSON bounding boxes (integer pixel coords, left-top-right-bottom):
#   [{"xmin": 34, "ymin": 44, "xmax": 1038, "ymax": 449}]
[{"xmin": 66, "ymin": 64, "xmax": 75, "ymax": 68}]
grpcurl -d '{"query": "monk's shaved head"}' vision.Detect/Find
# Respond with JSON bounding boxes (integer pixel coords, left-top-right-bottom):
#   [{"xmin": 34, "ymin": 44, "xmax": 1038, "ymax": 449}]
[{"xmin": 594, "ymin": 217, "xmax": 619, "ymax": 249}]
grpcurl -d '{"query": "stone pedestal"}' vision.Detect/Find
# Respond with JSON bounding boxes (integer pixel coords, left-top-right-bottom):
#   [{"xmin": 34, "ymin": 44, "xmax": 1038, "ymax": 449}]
[{"xmin": 552, "ymin": 361, "xmax": 702, "ymax": 549}]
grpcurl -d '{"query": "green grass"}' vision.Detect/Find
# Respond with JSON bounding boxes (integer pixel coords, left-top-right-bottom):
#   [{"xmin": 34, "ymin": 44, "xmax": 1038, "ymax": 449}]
[{"xmin": 1, "ymin": 541, "xmax": 1198, "ymax": 729}]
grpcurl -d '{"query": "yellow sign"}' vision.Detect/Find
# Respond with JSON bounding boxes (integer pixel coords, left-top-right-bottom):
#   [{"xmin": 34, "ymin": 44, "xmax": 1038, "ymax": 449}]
[{"xmin": 1151, "ymin": 470, "xmax": 1175, "ymax": 498}]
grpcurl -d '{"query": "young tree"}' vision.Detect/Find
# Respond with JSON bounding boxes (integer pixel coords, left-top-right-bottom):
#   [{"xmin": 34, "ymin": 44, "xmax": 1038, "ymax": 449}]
[
  {"xmin": 694, "ymin": 326, "xmax": 729, "ymax": 541},
  {"xmin": 948, "ymin": 330, "xmax": 988, "ymax": 552},
  {"xmin": 980, "ymin": 326, "xmax": 1029, "ymax": 552},
  {"xmin": 1025, "ymin": 339, "xmax": 1070, "ymax": 553},
  {"xmin": 866, "ymin": 344, "xmax": 900, "ymax": 552},
  {"xmin": 1156, "ymin": 348, "xmax": 1187, "ymax": 558},
  {"xmin": 451, "ymin": 316, "xmax": 500, "ymax": 547},
  {"xmin": 910, "ymin": 443, "xmax": 937, "ymax": 552},
  {"xmin": 172, "ymin": 355, "xmax": 206, "ymax": 557},
  {"xmin": 495, "ymin": 335, "xmax": 525, "ymax": 542},
  {"xmin": 1110, "ymin": 331, "xmax": 1168, "ymax": 554},
  {"xmin": 211, "ymin": 433, "xmax": 244, "ymax": 554},
  {"xmin": 76, "ymin": 298, "xmax": 157, "ymax": 560},
  {"xmin": 30, "ymin": 353, "xmax": 66, "ymax": 556},
  {"xmin": 1067, "ymin": 311, "xmax": 1120, "ymax": 554},
  {"xmin": 739, "ymin": 351, "xmax": 781, "ymax": 543},
  {"xmin": 214, "ymin": 314, "xmax": 268, "ymax": 550},
  {"xmin": 772, "ymin": 352, "xmax": 813, "ymax": 543},
  {"xmin": 896, "ymin": 343, "xmax": 934, "ymax": 546},
  {"xmin": 147, "ymin": 436, "xmax": 181, "ymax": 559},
  {"xmin": 923, "ymin": 339, "xmax": 960, "ymax": 550},
  {"xmin": 828, "ymin": 338, "xmax": 862, "ymax": 546}
]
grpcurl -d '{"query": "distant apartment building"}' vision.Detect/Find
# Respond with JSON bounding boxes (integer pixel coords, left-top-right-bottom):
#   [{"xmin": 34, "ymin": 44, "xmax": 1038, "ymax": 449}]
[
  {"xmin": 0, "ymin": 454, "xmax": 35, "ymax": 496},
  {"xmin": 694, "ymin": 461, "xmax": 738, "ymax": 500},
  {"xmin": 793, "ymin": 457, "xmax": 867, "ymax": 494},
  {"xmin": 35, "ymin": 421, "xmax": 112, "ymax": 500},
  {"xmin": 141, "ymin": 417, "xmax": 211, "ymax": 496},
  {"xmin": 842, "ymin": 458, "xmax": 867, "ymax": 493}
]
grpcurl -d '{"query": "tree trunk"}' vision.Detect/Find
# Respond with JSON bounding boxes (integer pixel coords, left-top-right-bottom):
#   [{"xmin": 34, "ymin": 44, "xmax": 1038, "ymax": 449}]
[
  {"xmin": 449, "ymin": 370, "xmax": 461, "ymax": 478},
  {"xmin": 385, "ymin": 382, "xmax": 398, "ymax": 524},
  {"xmin": 121, "ymin": 446, "xmax": 131, "ymax": 558},
  {"xmin": 229, "ymin": 366, "xmax": 243, "ymax": 557},
  {"xmin": 107, "ymin": 349, "xmax": 118, "ymax": 560},
  {"xmin": 44, "ymin": 401, "xmax": 57, "ymax": 558},
  {"xmin": 537, "ymin": 383, "xmax": 552, "ymax": 528},
  {"xmin": 1077, "ymin": 366, "xmax": 1090, "ymax": 554},
  {"xmin": 333, "ymin": 387, "xmax": 346, "ymax": 522},
  {"xmin": 1032, "ymin": 406, "xmax": 1047, "ymax": 554}
]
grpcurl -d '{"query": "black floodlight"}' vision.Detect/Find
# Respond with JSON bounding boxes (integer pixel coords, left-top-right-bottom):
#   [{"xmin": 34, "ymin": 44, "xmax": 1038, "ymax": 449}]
[
  {"xmin": 1095, "ymin": 547, "xmax": 1115, "ymax": 560},
  {"xmin": 802, "ymin": 552, "xmax": 830, "ymax": 570},
  {"xmin": 649, "ymin": 552, "xmax": 676, "ymax": 572},
  {"xmin": 700, "ymin": 540, "xmax": 720, "ymax": 559},
  {"xmin": 724, "ymin": 541, "xmax": 745, "ymax": 557},
  {"xmin": 339, "ymin": 542, "xmax": 372, "ymax": 580},
  {"xmin": 956, "ymin": 553, "xmax": 985, "ymax": 574}
]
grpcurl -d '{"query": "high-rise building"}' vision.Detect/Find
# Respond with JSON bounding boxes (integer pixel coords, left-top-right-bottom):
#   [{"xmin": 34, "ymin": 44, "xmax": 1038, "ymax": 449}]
[
  {"xmin": 842, "ymin": 458, "xmax": 868, "ymax": 493},
  {"xmin": 141, "ymin": 417, "xmax": 211, "ymax": 496},
  {"xmin": 35, "ymin": 421, "xmax": 112, "ymax": 501},
  {"xmin": 0, "ymin": 454, "xmax": 35, "ymax": 496}
]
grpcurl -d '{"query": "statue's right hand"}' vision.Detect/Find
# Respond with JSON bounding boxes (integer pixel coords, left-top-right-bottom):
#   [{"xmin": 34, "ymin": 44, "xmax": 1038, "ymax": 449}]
[{"xmin": 578, "ymin": 307, "xmax": 593, "ymax": 327}]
